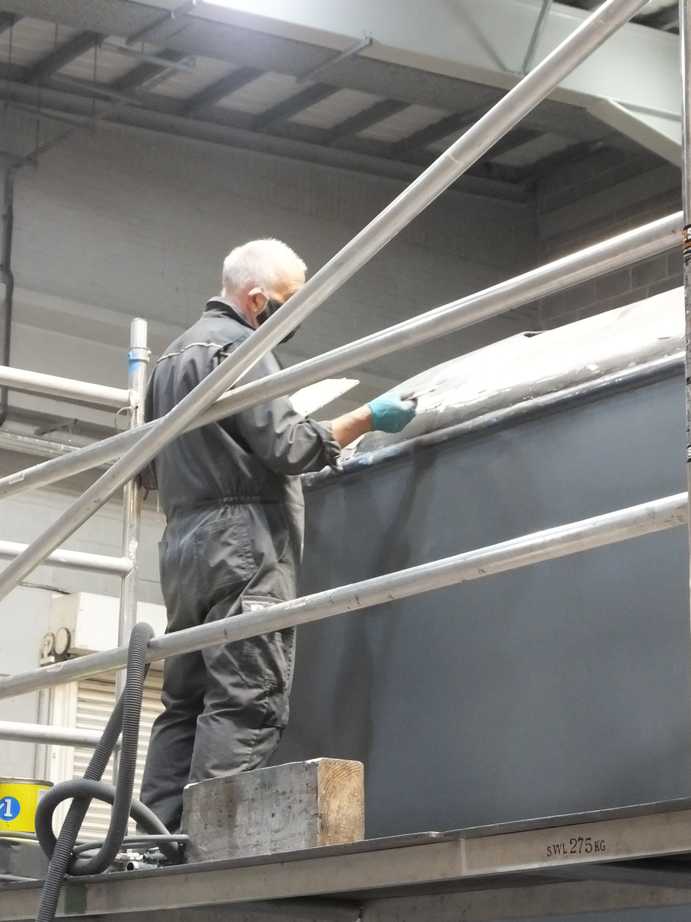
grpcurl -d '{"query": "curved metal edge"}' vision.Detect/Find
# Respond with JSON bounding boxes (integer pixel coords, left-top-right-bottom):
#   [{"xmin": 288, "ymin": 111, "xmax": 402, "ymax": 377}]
[{"xmin": 303, "ymin": 353, "xmax": 683, "ymax": 490}]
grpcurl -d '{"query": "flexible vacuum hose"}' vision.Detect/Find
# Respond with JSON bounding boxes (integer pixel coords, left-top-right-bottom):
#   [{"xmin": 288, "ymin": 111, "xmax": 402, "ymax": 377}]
[{"xmin": 34, "ymin": 622, "xmax": 182, "ymax": 921}]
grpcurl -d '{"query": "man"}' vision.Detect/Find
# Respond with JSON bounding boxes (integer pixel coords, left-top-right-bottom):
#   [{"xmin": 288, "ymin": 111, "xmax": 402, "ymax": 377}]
[{"xmin": 140, "ymin": 238, "xmax": 416, "ymax": 831}]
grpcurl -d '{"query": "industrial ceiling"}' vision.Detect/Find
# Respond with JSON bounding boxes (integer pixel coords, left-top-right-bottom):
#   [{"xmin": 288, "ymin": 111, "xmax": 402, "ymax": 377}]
[
  {"xmin": 0, "ymin": 0, "xmax": 681, "ymax": 203},
  {"xmin": 563, "ymin": 0, "xmax": 678, "ymax": 31}
]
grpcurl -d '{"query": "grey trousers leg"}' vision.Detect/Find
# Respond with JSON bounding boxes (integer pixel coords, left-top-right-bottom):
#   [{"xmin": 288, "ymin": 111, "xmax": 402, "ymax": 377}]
[{"xmin": 141, "ymin": 589, "xmax": 295, "ymax": 831}]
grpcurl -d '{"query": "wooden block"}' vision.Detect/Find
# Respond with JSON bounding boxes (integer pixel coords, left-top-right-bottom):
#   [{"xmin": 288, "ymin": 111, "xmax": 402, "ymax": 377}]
[{"xmin": 181, "ymin": 759, "xmax": 364, "ymax": 862}]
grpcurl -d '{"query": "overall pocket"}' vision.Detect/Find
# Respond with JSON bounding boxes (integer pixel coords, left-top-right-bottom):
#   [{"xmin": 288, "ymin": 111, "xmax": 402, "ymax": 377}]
[
  {"xmin": 158, "ymin": 532, "xmax": 201, "ymax": 631},
  {"xmin": 240, "ymin": 594, "xmax": 296, "ymax": 728},
  {"xmin": 194, "ymin": 507, "xmax": 256, "ymax": 606}
]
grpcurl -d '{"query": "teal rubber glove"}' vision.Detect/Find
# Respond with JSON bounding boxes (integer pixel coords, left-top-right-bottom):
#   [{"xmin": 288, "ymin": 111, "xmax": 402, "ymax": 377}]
[{"xmin": 368, "ymin": 394, "xmax": 417, "ymax": 433}]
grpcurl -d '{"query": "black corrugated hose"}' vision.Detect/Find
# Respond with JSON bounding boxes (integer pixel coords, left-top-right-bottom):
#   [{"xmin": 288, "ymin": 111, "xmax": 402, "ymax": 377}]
[{"xmin": 34, "ymin": 622, "xmax": 183, "ymax": 921}]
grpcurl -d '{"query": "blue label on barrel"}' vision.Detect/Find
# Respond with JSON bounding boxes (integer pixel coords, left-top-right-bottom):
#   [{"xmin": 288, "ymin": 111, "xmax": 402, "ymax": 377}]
[{"xmin": 0, "ymin": 796, "xmax": 21, "ymax": 821}]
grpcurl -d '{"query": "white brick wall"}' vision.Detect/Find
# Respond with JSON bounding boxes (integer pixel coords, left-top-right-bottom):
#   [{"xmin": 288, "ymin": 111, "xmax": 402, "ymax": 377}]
[{"xmin": 533, "ymin": 150, "xmax": 682, "ymax": 329}]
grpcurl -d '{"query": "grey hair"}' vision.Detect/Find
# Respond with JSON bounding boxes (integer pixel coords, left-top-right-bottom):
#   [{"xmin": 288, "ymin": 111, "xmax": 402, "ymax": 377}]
[{"xmin": 221, "ymin": 238, "xmax": 307, "ymax": 295}]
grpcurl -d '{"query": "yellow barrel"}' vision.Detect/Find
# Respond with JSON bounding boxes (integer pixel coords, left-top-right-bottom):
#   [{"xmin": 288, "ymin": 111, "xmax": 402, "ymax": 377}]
[{"xmin": 0, "ymin": 778, "xmax": 52, "ymax": 836}]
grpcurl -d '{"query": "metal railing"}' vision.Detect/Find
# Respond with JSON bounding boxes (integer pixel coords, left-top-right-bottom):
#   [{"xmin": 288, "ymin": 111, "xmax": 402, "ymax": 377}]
[
  {"xmin": 0, "ymin": 365, "xmax": 129, "ymax": 409},
  {"xmin": 0, "ymin": 491, "xmax": 685, "ymax": 700},
  {"xmin": 0, "ymin": 0, "xmax": 683, "ymax": 752},
  {"xmin": 0, "ymin": 319, "xmax": 149, "ymax": 745},
  {"xmin": 0, "ymin": 720, "xmax": 103, "ymax": 748},
  {"xmin": 681, "ymin": 0, "xmax": 691, "ymax": 565}
]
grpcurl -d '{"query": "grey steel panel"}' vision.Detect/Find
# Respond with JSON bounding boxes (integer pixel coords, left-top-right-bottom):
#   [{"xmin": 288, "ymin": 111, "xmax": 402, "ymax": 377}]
[
  {"xmin": 280, "ymin": 371, "xmax": 691, "ymax": 837},
  {"xmin": 9, "ymin": 801, "xmax": 691, "ymax": 918},
  {"xmin": 0, "ymin": 838, "xmax": 47, "ymax": 882}
]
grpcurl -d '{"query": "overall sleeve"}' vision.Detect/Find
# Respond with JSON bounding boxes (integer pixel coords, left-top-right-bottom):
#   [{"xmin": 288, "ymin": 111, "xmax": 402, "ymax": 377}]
[{"xmin": 222, "ymin": 345, "xmax": 341, "ymax": 475}]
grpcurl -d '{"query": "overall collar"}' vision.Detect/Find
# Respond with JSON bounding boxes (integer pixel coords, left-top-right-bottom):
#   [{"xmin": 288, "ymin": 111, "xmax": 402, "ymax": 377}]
[{"xmin": 205, "ymin": 296, "xmax": 254, "ymax": 330}]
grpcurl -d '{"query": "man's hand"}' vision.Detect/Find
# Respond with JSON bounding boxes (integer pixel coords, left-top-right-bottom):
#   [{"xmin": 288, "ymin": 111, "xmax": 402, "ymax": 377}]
[
  {"xmin": 368, "ymin": 394, "xmax": 417, "ymax": 433},
  {"xmin": 329, "ymin": 394, "xmax": 418, "ymax": 448}
]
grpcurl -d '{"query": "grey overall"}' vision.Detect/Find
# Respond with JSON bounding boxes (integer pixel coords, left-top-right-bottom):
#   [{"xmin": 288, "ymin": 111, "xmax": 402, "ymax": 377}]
[{"xmin": 140, "ymin": 298, "xmax": 339, "ymax": 831}]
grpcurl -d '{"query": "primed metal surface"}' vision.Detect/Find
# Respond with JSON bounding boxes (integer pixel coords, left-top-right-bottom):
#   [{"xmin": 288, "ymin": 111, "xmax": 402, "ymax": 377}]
[
  {"xmin": 281, "ymin": 369, "xmax": 691, "ymax": 837},
  {"xmin": 0, "ymin": 483, "xmax": 683, "ymax": 699},
  {"xmin": 355, "ymin": 287, "xmax": 683, "ymax": 455}
]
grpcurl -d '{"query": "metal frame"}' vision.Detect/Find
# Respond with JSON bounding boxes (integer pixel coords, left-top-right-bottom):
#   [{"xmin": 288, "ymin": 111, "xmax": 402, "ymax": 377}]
[
  {"xmin": 523, "ymin": 0, "xmax": 555, "ymax": 73},
  {"xmin": 0, "ymin": 319, "xmax": 148, "ymax": 747},
  {"xmin": 6, "ymin": 799, "xmax": 691, "ymax": 919},
  {"xmin": 115, "ymin": 319, "xmax": 150, "ymax": 704},
  {"xmin": 682, "ymin": 0, "xmax": 691, "ymax": 586},
  {"xmin": 0, "ymin": 490, "xmax": 685, "ymax": 699},
  {"xmin": 0, "ymin": 365, "xmax": 129, "ymax": 410},
  {"xmin": 0, "ymin": 0, "xmax": 650, "ymax": 605},
  {"xmin": 0, "ymin": 1, "xmax": 689, "ymax": 915},
  {"xmin": 0, "ymin": 720, "xmax": 103, "ymax": 748}
]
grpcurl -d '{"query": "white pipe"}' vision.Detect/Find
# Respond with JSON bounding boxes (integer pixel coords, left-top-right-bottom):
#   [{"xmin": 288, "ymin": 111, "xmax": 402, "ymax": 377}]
[
  {"xmin": 0, "ymin": 720, "xmax": 103, "ymax": 748},
  {"xmin": 115, "ymin": 319, "xmax": 150, "ymax": 707},
  {"xmin": 0, "ymin": 365, "xmax": 130, "ymax": 409},
  {"xmin": 0, "ymin": 540, "xmax": 131, "ymax": 575}
]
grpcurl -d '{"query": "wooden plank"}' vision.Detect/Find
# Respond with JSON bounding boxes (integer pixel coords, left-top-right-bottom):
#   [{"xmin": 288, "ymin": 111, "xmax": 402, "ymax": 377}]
[{"xmin": 182, "ymin": 759, "xmax": 364, "ymax": 862}]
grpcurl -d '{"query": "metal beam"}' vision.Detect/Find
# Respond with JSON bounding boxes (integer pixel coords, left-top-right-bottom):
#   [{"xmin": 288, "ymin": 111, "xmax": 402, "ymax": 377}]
[
  {"xmin": 100, "ymin": 42, "xmax": 197, "ymax": 74},
  {"xmin": 523, "ymin": 0, "xmax": 555, "ymax": 72},
  {"xmin": 0, "ymin": 428, "xmax": 94, "ymax": 462},
  {"xmin": 126, "ymin": 0, "xmax": 199, "ymax": 46},
  {"xmin": 296, "ymin": 34, "xmax": 373, "ymax": 84},
  {"xmin": 181, "ymin": 0, "xmax": 680, "ymax": 116},
  {"xmin": 115, "ymin": 318, "xmax": 149, "ymax": 703},
  {"xmin": 362, "ymin": 879, "xmax": 691, "ymax": 921},
  {"xmin": 4, "ymin": 881, "xmax": 691, "ymax": 922},
  {"xmin": 681, "ymin": 0, "xmax": 691, "ymax": 669},
  {"xmin": 326, "ymin": 99, "xmax": 409, "ymax": 144},
  {"xmin": 252, "ymin": 83, "xmax": 340, "ymax": 131},
  {"xmin": 518, "ymin": 138, "xmax": 604, "ymax": 181},
  {"xmin": 0, "ymin": 539, "xmax": 131, "ymax": 575},
  {"xmin": 0, "ymin": 80, "xmax": 526, "ymax": 203},
  {"xmin": 0, "ymin": 720, "xmax": 103, "ymax": 747},
  {"xmin": 112, "ymin": 50, "xmax": 189, "ymax": 93},
  {"xmin": 181, "ymin": 66, "xmax": 261, "ymax": 115},
  {"xmin": 0, "ymin": 0, "xmax": 678, "ymax": 121},
  {"xmin": 487, "ymin": 127, "xmax": 543, "ymax": 159},
  {"xmin": 639, "ymin": 3, "xmax": 679, "ymax": 30},
  {"xmin": 9, "ymin": 803, "xmax": 691, "ymax": 918},
  {"xmin": 394, "ymin": 114, "xmax": 539, "ymax": 161},
  {"xmin": 49, "ymin": 74, "xmax": 145, "ymax": 106},
  {"xmin": 0, "ymin": 363, "xmax": 130, "ymax": 409},
  {"xmin": 393, "ymin": 112, "xmax": 472, "ymax": 156},
  {"xmin": 589, "ymin": 98, "xmax": 681, "ymax": 165},
  {"xmin": 25, "ymin": 31, "xmax": 101, "ymax": 84}
]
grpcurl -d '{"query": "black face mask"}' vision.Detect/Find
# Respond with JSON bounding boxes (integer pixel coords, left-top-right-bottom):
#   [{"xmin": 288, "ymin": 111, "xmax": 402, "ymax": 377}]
[{"xmin": 256, "ymin": 297, "xmax": 299, "ymax": 343}]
